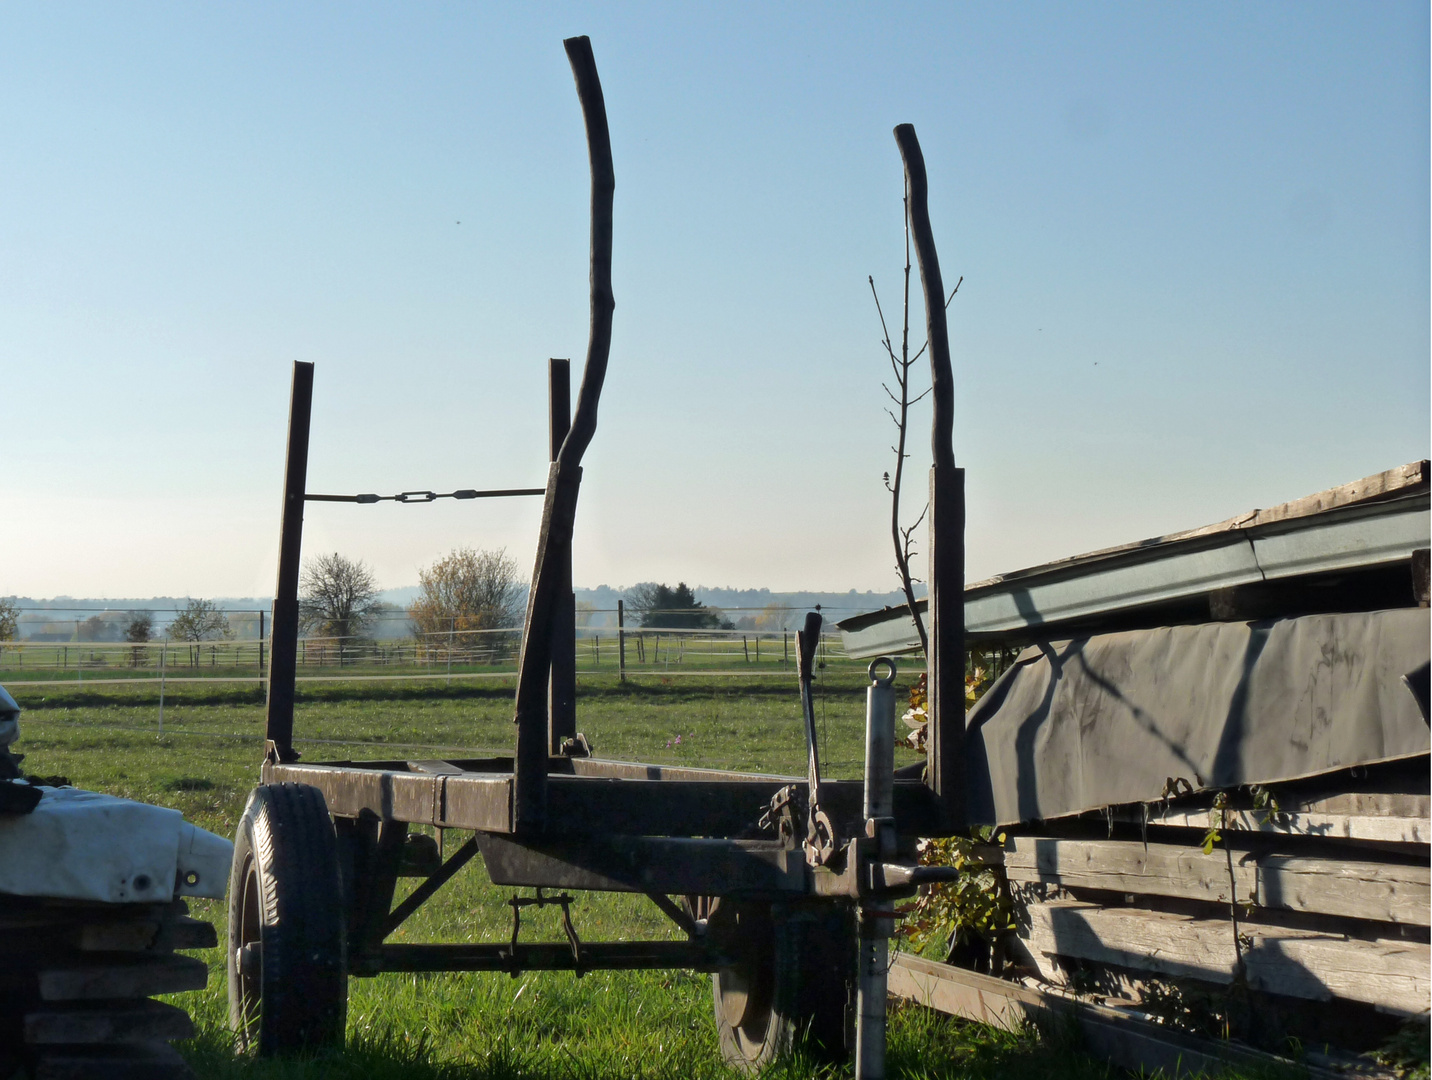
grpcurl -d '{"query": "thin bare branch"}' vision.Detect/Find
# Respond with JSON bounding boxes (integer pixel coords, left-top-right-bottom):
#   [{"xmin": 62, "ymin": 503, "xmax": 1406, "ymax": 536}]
[
  {"xmin": 868, "ymin": 277, "xmax": 899, "ymax": 364},
  {"xmin": 945, "ymin": 276, "xmax": 963, "ymax": 308}
]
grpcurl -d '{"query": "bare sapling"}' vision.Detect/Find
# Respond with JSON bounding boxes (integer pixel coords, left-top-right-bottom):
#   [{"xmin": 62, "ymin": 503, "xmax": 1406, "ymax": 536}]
[{"xmin": 869, "ymin": 185, "xmax": 961, "ymax": 661}]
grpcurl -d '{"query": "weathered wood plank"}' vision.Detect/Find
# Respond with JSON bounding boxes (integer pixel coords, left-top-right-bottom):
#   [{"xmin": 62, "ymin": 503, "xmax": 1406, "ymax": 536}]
[
  {"xmin": 25, "ymin": 999, "xmax": 194, "ymax": 1044},
  {"xmin": 1139, "ymin": 805, "xmax": 1429, "ymax": 844},
  {"xmin": 889, "ymin": 952, "xmax": 1362, "ymax": 1080},
  {"xmin": 1260, "ymin": 854, "xmax": 1430, "ymax": 926},
  {"xmin": 1025, "ymin": 900, "xmax": 1429, "ymax": 1014},
  {"xmin": 73, "ymin": 916, "xmax": 217, "ymax": 953},
  {"xmin": 38, "ymin": 955, "xmax": 209, "ymax": 1002},
  {"xmin": 1006, "ymin": 837, "xmax": 1254, "ymax": 904},
  {"xmin": 1007, "ymin": 837, "xmax": 1431, "ymax": 925},
  {"xmin": 32, "ymin": 1039, "xmax": 193, "ymax": 1080},
  {"xmin": 1290, "ymin": 792, "xmax": 1429, "ymax": 818}
]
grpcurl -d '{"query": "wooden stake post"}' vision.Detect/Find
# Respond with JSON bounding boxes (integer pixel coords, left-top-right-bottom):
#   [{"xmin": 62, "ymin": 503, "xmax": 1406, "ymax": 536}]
[
  {"xmin": 512, "ymin": 36, "xmax": 616, "ymax": 832},
  {"xmin": 265, "ymin": 361, "xmax": 314, "ymax": 763},
  {"xmin": 547, "ymin": 358, "xmax": 577, "ymax": 754},
  {"xmin": 894, "ymin": 124, "xmax": 964, "ymax": 827}
]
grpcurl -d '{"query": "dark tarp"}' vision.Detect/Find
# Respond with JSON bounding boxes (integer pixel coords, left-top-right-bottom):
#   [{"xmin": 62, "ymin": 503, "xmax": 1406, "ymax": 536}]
[{"xmin": 963, "ymin": 608, "xmax": 1430, "ymax": 826}]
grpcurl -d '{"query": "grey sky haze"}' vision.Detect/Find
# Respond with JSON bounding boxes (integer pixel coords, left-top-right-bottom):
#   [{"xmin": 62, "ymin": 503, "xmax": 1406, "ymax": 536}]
[{"xmin": 2, "ymin": 3, "xmax": 1427, "ymax": 600}]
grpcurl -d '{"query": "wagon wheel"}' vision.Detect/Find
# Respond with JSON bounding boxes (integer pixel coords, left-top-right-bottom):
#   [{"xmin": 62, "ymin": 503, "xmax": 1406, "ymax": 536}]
[
  {"xmin": 692, "ymin": 897, "xmax": 855, "ymax": 1073},
  {"xmin": 228, "ymin": 783, "xmax": 348, "ymax": 1055}
]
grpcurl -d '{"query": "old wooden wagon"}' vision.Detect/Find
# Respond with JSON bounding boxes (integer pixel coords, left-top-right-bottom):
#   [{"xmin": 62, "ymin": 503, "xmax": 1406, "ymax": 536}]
[{"xmin": 226, "ymin": 37, "xmax": 967, "ymax": 1075}]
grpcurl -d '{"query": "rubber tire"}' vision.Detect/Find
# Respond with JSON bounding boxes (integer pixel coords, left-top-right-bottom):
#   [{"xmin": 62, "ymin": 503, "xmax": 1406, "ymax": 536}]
[
  {"xmin": 228, "ymin": 783, "xmax": 347, "ymax": 1055},
  {"xmin": 706, "ymin": 899, "xmax": 855, "ymax": 1073}
]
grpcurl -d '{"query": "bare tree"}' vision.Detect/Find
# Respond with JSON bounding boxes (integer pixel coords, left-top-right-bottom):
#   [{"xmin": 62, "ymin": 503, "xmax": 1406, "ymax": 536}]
[
  {"xmin": 870, "ymin": 186, "xmax": 961, "ymax": 660},
  {"xmin": 622, "ymin": 582, "xmax": 662, "ymax": 621},
  {"xmin": 408, "ymin": 548, "xmax": 525, "ymax": 660},
  {"xmin": 169, "ymin": 598, "xmax": 232, "ymax": 667},
  {"xmin": 300, "ymin": 553, "xmax": 380, "ymax": 663}
]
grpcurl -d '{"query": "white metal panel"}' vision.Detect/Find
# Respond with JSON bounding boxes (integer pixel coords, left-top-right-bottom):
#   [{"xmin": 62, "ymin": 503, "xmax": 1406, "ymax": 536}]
[
  {"xmin": 1253, "ymin": 502, "xmax": 1430, "ymax": 581},
  {"xmin": 963, "ymin": 538, "xmax": 1262, "ymax": 635}
]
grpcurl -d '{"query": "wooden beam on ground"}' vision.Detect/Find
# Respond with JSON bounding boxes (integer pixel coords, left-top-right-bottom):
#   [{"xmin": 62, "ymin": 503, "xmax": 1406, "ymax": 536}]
[
  {"xmin": 1006, "ymin": 837, "xmax": 1431, "ymax": 925},
  {"xmin": 1025, "ymin": 900, "xmax": 1430, "ymax": 1015},
  {"xmin": 889, "ymin": 952, "xmax": 1368, "ymax": 1080}
]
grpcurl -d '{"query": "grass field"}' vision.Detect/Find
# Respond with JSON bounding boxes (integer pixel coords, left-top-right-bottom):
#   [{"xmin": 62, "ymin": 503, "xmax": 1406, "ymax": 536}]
[{"xmin": 4, "ymin": 674, "xmax": 1190, "ymax": 1079}]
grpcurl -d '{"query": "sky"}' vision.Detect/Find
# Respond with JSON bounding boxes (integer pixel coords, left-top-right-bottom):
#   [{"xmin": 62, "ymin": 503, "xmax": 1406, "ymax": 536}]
[{"xmin": 2, "ymin": 3, "xmax": 1427, "ymax": 600}]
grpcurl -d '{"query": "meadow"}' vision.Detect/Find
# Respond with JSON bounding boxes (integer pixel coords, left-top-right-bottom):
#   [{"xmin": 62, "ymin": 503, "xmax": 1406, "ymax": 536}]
[{"xmin": 3, "ymin": 672, "xmax": 1196, "ymax": 1079}]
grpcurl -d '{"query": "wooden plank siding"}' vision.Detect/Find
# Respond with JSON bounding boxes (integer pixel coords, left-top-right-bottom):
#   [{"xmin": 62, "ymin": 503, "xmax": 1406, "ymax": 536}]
[
  {"xmin": 1006, "ymin": 837, "xmax": 1431, "ymax": 926},
  {"xmin": 1025, "ymin": 901, "xmax": 1430, "ymax": 1015},
  {"xmin": 1130, "ymin": 801, "xmax": 1430, "ymax": 845}
]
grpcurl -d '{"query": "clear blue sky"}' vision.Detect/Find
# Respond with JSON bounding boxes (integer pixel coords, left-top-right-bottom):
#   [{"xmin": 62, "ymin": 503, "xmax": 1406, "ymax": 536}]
[{"xmin": 2, "ymin": 3, "xmax": 1427, "ymax": 599}]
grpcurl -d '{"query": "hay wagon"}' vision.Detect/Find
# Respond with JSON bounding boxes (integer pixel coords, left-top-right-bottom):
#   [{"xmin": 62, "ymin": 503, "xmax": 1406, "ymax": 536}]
[{"xmin": 226, "ymin": 37, "xmax": 967, "ymax": 1075}]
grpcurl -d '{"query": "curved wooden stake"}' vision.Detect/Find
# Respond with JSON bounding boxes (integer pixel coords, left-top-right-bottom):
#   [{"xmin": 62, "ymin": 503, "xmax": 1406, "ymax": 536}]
[
  {"xmin": 514, "ymin": 36, "xmax": 616, "ymax": 830},
  {"xmin": 557, "ymin": 35, "xmax": 616, "ymax": 473},
  {"xmin": 894, "ymin": 124, "xmax": 964, "ymax": 825}
]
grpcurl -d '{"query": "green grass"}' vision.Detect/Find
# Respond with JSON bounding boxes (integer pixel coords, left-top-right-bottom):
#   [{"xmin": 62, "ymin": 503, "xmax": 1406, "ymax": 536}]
[{"xmin": 6, "ymin": 675, "xmax": 1164, "ymax": 1079}]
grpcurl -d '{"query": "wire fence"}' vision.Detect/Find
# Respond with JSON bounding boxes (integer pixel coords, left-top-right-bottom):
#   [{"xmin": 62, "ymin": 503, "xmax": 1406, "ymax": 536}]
[{"xmin": 0, "ymin": 627, "xmax": 875, "ymax": 688}]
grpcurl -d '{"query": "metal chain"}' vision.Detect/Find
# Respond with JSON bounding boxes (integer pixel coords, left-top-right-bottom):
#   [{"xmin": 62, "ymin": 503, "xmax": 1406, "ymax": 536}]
[{"xmin": 305, "ymin": 486, "xmax": 545, "ymax": 504}]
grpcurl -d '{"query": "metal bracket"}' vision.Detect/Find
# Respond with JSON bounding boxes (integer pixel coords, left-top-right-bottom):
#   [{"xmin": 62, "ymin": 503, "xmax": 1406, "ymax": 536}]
[
  {"xmin": 757, "ymin": 784, "xmax": 803, "ymax": 846},
  {"xmin": 504, "ymin": 888, "xmax": 584, "ymax": 978}
]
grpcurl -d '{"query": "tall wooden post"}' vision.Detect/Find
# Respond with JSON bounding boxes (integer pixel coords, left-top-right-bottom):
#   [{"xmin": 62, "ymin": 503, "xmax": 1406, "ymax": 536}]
[
  {"xmin": 264, "ymin": 361, "xmax": 314, "ymax": 764},
  {"xmin": 894, "ymin": 124, "xmax": 964, "ymax": 827},
  {"xmin": 548, "ymin": 358, "xmax": 577, "ymax": 753},
  {"xmin": 512, "ymin": 37, "xmax": 615, "ymax": 831},
  {"xmin": 617, "ymin": 599, "xmax": 626, "ymax": 682}
]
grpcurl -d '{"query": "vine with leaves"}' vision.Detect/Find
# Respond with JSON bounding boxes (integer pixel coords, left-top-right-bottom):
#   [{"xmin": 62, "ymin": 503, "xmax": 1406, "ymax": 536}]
[{"xmin": 895, "ymin": 664, "xmax": 1017, "ymax": 966}]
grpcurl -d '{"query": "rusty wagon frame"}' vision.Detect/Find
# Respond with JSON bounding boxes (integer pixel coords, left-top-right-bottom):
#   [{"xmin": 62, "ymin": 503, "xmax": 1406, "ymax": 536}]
[{"xmin": 227, "ymin": 36, "xmax": 968, "ymax": 1071}]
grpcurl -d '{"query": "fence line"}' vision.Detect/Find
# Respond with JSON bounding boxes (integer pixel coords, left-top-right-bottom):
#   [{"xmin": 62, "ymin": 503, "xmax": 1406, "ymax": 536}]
[{"xmin": 0, "ymin": 630, "xmax": 871, "ymax": 687}]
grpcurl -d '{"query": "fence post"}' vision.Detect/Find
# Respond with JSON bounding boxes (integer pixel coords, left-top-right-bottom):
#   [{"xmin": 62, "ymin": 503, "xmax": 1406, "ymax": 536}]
[
  {"xmin": 158, "ymin": 639, "xmax": 167, "ymax": 737},
  {"xmin": 617, "ymin": 600, "xmax": 626, "ymax": 683},
  {"xmin": 258, "ymin": 609, "xmax": 266, "ymax": 688}
]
